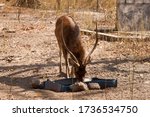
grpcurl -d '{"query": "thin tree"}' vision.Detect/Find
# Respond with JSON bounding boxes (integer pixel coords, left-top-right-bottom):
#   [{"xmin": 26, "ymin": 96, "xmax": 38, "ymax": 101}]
[
  {"xmin": 14, "ymin": 0, "xmax": 40, "ymax": 9},
  {"xmin": 56, "ymin": 0, "xmax": 61, "ymax": 10}
]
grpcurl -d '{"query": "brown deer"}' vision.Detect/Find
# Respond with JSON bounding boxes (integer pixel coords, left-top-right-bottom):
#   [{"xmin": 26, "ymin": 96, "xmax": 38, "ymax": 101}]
[{"xmin": 55, "ymin": 15, "xmax": 98, "ymax": 82}]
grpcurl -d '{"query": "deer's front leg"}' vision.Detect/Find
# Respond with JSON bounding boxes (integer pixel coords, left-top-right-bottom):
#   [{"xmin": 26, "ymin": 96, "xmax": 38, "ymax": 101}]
[
  {"xmin": 70, "ymin": 66, "xmax": 75, "ymax": 78},
  {"xmin": 66, "ymin": 55, "xmax": 70, "ymax": 78}
]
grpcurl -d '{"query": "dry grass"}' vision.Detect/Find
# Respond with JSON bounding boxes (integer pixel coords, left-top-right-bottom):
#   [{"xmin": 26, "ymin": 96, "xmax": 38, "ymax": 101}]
[
  {"xmin": 1, "ymin": 0, "xmax": 116, "ymax": 10},
  {"xmin": 1, "ymin": 0, "xmax": 116, "ymax": 30}
]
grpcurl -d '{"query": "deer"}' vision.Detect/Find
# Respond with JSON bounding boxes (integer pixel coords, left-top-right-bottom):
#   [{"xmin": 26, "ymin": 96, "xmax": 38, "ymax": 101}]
[{"xmin": 55, "ymin": 15, "xmax": 98, "ymax": 82}]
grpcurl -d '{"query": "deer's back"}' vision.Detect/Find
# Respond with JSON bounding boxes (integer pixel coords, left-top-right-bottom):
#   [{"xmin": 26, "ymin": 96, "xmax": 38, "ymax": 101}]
[{"xmin": 55, "ymin": 15, "xmax": 85, "ymax": 63}]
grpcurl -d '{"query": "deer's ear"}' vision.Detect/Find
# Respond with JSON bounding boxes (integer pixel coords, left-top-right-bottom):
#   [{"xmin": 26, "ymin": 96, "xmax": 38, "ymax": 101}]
[
  {"xmin": 69, "ymin": 58, "xmax": 80, "ymax": 67},
  {"xmin": 84, "ymin": 56, "xmax": 91, "ymax": 65}
]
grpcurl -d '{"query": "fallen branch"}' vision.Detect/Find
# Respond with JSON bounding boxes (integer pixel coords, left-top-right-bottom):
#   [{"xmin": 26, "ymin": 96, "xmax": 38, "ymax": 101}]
[{"xmin": 80, "ymin": 29, "xmax": 150, "ymax": 42}]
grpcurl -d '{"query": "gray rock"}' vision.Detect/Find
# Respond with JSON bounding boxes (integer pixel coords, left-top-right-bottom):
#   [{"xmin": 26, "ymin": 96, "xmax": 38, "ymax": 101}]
[
  {"xmin": 70, "ymin": 82, "xmax": 89, "ymax": 92},
  {"xmin": 88, "ymin": 83, "xmax": 101, "ymax": 90}
]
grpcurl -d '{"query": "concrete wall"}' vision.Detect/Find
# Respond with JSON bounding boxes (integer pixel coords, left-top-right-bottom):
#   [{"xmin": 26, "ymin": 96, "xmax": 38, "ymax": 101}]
[{"xmin": 117, "ymin": 0, "xmax": 150, "ymax": 31}]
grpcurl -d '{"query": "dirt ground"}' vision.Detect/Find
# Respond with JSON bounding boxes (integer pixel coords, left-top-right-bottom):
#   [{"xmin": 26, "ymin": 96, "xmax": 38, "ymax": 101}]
[{"xmin": 0, "ymin": 7, "xmax": 150, "ymax": 100}]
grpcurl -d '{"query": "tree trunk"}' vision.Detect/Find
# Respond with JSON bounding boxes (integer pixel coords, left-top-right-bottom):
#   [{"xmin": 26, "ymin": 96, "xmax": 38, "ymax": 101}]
[{"xmin": 56, "ymin": 0, "xmax": 61, "ymax": 10}]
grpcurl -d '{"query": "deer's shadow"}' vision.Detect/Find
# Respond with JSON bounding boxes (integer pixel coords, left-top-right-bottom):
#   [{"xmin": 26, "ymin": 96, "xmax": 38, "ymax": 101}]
[
  {"xmin": 0, "ymin": 61, "xmax": 59, "ymax": 90},
  {"xmin": 0, "ymin": 57, "xmax": 149, "ymax": 92}
]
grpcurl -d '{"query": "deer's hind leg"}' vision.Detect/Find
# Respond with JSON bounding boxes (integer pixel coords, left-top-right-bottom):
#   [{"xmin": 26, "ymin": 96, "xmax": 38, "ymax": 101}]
[
  {"xmin": 59, "ymin": 48, "xmax": 62, "ymax": 74},
  {"xmin": 58, "ymin": 45, "xmax": 65, "ymax": 77},
  {"xmin": 63, "ymin": 51, "xmax": 70, "ymax": 78},
  {"xmin": 57, "ymin": 48, "xmax": 64, "ymax": 77}
]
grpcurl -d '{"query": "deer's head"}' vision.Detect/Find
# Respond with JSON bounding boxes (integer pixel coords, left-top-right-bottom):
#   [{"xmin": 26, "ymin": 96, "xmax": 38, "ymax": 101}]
[
  {"xmin": 68, "ymin": 25, "xmax": 98, "ymax": 82},
  {"xmin": 60, "ymin": 16, "xmax": 99, "ymax": 82}
]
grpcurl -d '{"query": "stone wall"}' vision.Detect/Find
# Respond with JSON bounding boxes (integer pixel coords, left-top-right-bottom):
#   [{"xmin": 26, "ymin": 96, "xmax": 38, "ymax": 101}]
[{"xmin": 117, "ymin": 0, "xmax": 150, "ymax": 31}]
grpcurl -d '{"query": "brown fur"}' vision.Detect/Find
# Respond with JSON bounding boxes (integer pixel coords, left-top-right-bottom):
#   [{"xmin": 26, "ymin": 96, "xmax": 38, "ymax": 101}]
[{"xmin": 55, "ymin": 15, "xmax": 98, "ymax": 81}]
